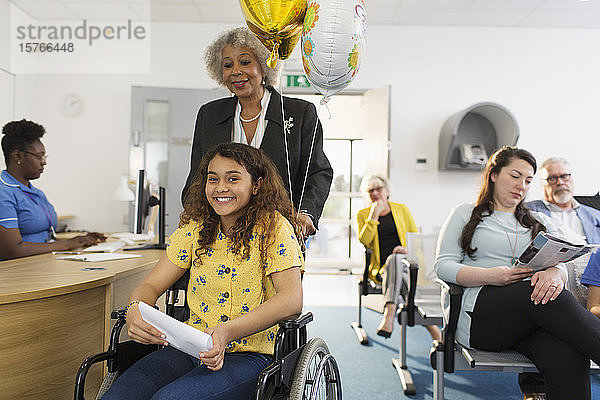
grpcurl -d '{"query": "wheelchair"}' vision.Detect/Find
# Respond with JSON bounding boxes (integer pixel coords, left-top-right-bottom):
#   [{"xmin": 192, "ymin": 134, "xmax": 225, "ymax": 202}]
[{"xmin": 74, "ymin": 272, "xmax": 342, "ymax": 400}]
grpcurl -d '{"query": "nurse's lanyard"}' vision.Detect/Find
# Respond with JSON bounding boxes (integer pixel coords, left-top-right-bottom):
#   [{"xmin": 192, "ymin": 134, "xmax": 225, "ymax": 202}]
[{"xmin": 23, "ymin": 191, "xmax": 56, "ymax": 241}]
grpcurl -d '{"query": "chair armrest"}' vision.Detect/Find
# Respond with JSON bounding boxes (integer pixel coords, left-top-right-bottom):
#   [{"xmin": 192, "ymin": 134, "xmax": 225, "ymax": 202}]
[
  {"xmin": 74, "ymin": 307, "xmax": 129, "ymax": 400},
  {"xmin": 273, "ymin": 312, "xmax": 313, "ymax": 363},
  {"xmin": 74, "ymin": 350, "xmax": 117, "ymax": 400},
  {"xmin": 436, "ymin": 279, "xmax": 464, "ymax": 373},
  {"xmin": 434, "ymin": 278, "xmax": 464, "ymax": 296},
  {"xmin": 402, "ymin": 258, "xmax": 418, "ymax": 326},
  {"xmin": 166, "ymin": 271, "xmax": 191, "ymax": 322},
  {"xmin": 256, "ymin": 313, "xmax": 315, "ymax": 400},
  {"xmin": 111, "ymin": 306, "xmax": 127, "ymax": 320},
  {"xmin": 359, "ymin": 248, "xmax": 372, "ymax": 295},
  {"xmin": 278, "ymin": 312, "xmax": 313, "ymax": 330}
]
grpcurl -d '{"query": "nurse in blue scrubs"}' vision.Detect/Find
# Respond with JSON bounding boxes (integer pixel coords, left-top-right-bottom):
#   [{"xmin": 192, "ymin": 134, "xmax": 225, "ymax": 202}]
[
  {"xmin": 0, "ymin": 119, "xmax": 104, "ymax": 260},
  {"xmin": 582, "ymin": 251, "xmax": 600, "ymax": 319}
]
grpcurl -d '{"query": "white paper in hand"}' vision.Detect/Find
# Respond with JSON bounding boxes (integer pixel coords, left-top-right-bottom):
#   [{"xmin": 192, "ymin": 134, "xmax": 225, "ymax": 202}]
[{"xmin": 138, "ymin": 301, "xmax": 213, "ymax": 358}]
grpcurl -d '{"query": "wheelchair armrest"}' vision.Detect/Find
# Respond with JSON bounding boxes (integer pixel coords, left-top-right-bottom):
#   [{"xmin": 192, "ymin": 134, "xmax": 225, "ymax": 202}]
[
  {"xmin": 74, "ymin": 307, "xmax": 129, "ymax": 400},
  {"xmin": 278, "ymin": 312, "xmax": 313, "ymax": 330},
  {"xmin": 111, "ymin": 306, "xmax": 127, "ymax": 320},
  {"xmin": 258, "ymin": 312, "xmax": 316, "ymax": 398},
  {"xmin": 273, "ymin": 312, "xmax": 314, "ymax": 363}
]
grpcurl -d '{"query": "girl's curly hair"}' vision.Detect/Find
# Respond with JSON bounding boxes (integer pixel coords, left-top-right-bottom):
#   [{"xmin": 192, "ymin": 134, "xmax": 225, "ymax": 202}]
[{"xmin": 181, "ymin": 143, "xmax": 301, "ymax": 266}]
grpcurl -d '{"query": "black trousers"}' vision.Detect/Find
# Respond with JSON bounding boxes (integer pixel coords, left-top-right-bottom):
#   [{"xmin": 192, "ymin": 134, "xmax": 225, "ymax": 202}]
[
  {"xmin": 469, "ymin": 281, "xmax": 600, "ymax": 400},
  {"xmin": 518, "ymin": 372, "xmax": 546, "ymax": 395}
]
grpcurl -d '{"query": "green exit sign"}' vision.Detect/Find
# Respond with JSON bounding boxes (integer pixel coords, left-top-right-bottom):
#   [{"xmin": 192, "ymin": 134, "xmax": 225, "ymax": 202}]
[{"xmin": 286, "ymin": 74, "xmax": 311, "ymax": 88}]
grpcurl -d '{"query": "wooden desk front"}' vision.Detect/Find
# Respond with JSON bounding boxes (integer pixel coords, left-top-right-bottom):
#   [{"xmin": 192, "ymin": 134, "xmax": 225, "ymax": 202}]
[{"xmin": 0, "ymin": 250, "xmax": 163, "ymax": 400}]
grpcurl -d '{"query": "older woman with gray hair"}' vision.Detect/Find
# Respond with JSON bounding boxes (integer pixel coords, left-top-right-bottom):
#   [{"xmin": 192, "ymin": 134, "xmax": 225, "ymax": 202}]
[
  {"xmin": 357, "ymin": 175, "xmax": 441, "ymax": 340},
  {"xmin": 182, "ymin": 27, "xmax": 332, "ymax": 237}
]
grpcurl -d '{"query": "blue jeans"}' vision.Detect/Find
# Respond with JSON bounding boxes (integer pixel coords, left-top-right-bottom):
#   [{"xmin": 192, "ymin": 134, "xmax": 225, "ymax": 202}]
[{"xmin": 101, "ymin": 346, "xmax": 272, "ymax": 400}]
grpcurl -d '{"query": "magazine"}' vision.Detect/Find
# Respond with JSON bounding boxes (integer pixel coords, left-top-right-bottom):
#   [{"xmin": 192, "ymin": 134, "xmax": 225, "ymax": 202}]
[{"xmin": 514, "ymin": 232, "xmax": 599, "ymax": 271}]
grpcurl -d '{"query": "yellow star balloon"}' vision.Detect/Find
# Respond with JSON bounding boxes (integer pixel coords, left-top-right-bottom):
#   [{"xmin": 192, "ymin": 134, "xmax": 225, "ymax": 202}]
[{"xmin": 239, "ymin": 0, "xmax": 307, "ymax": 68}]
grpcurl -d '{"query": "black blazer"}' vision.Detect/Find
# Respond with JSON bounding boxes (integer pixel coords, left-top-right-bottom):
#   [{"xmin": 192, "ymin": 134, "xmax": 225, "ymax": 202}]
[{"xmin": 182, "ymin": 87, "xmax": 333, "ymax": 228}]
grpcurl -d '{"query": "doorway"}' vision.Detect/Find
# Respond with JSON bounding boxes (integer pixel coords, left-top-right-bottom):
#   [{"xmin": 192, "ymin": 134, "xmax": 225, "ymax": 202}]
[
  {"xmin": 130, "ymin": 86, "xmax": 228, "ymax": 234},
  {"xmin": 294, "ymin": 87, "xmax": 390, "ymax": 268}
]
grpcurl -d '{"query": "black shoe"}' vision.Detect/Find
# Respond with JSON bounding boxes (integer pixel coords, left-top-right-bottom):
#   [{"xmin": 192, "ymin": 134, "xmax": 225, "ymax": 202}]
[{"xmin": 376, "ymin": 329, "xmax": 392, "ymax": 338}]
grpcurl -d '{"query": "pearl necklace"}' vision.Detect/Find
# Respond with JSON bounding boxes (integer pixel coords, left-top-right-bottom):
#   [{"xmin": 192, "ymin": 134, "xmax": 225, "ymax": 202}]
[{"xmin": 239, "ymin": 109, "xmax": 261, "ymax": 123}]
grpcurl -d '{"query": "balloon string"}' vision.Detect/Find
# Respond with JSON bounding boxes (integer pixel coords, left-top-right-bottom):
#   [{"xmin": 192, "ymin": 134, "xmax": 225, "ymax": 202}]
[
  {"xmin": 297, "ymin": 101, "xmax": 319, "ymax": 218},
  {"xmin": 278, "ymin": 68, "xmax": 294, "ymax": 210},
  {"xmin": 322, "ymin": 101, "xmax": 332, "ymax": 120}
]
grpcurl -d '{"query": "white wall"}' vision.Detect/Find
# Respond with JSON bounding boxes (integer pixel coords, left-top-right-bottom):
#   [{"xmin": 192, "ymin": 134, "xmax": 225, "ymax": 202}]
[
  {"xmin": 355, "ymin": 25, "xmax": 600, "ymax": 232},
  {"xmin": 0, "ymin": 0, "xmax": 9, "ymax": 71},
  {"xmin": 0, "ymin": 0, "xmax": 13, "ymax": 171},
  {"xmin": 10, "ymin": 21, "xmax": 600, "ymax": 232},
  {"xmin": 12, "ymin": 23, "xmax": 237, "ymax": 232}
]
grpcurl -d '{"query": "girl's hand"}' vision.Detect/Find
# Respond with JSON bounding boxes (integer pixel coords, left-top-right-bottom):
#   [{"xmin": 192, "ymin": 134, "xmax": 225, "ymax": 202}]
[
  {"xmin": 486, "ymin": 266, "xmax": 534, "ymax": 286},
  {"xmin": 392, "ymin": 245, "xmax": 407, "ymax": 254},
  {"xmin": 126, "ymin": 303, "xmax": 168, "ymax": 346},
  {"xmin": 530, "ymin": 267, "xmax": 565, "ymax": 305},
  {"xmin": 199, "ymin": 325, "xmax": 230, "ymax": 371}
]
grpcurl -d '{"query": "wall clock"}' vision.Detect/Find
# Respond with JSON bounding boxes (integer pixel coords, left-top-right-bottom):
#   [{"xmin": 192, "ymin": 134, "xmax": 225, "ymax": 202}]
[{"xmin": 60, "ymin": 93, "xmax": 84, "ymax": 117}]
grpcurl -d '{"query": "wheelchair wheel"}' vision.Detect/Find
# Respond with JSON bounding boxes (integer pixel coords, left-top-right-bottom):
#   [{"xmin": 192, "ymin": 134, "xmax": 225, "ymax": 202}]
[
  {"xmin": 95, "ymin": 371, "xmax": 119, "ymax": 400},
  {"xmin": 289, "ymin": 338, "xmax": 341, "ymax": 400}
]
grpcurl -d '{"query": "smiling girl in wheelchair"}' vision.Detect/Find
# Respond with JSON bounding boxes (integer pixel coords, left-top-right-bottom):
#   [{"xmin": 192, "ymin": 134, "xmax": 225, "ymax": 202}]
[{"xmin": 101, "ymin": 143, "xmax": 304, "ymax": 400}]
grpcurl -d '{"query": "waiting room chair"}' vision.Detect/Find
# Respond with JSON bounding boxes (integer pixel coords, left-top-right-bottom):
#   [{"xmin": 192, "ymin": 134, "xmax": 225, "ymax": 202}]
[
  {"xmin": 394, "ymin": 233, "xmax": 444, "ymax": 395},
  {"xmin": 74, "ymin": 271, "xmax": 343, "ymax": 400},
  {"xmin": 430, "ymin": 256, "xmax": 599, "ymax": 400},
  {"xmin": 350, "ymin": 248, "xmax": 380, "ymax": 345},
  {"xmin": 350, "ymin": 233, "xmax": 444, "ymax": 395}
]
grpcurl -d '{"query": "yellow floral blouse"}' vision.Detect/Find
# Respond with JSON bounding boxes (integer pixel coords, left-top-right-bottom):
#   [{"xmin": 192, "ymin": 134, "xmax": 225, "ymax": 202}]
[{"xmin": 166, "ymin": 212, "xmax": 304, "ymax": 355}]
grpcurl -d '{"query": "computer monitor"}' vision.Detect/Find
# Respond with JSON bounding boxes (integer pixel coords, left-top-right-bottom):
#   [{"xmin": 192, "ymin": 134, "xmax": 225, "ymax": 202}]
[
  {"xmin": 133, "ymin": 169, "xmax": 149, "ymax": 234},
  {"xmin": 133, "ymin": 169, "xmax": 147, "ymax": 234},
  {"xmin": 129, "ymin": 169, "xmax": 166, "ymax": 250},
  {"xmin": 574, "ymin": 194, "xmax": 600, "ymax": 212}
]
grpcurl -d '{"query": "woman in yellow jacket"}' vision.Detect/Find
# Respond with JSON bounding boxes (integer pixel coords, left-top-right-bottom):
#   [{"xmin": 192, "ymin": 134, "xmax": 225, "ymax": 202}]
[{"xmin": 357, "ymin": 175, "xmax": 440, "ymax": 340}]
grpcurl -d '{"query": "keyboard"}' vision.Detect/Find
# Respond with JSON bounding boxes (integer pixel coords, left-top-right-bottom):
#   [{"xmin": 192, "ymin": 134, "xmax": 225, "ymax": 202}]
[
  {"xmin": 82, "ymin": 241, "xmax": 126, "ymax": 253},
  {"xmin": 110, "ymin": 232, "xmax": 155, "ymax": 242}
]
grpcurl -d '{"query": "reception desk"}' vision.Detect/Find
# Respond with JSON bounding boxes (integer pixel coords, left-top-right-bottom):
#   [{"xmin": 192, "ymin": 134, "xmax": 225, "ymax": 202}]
[{"xmin": 0, "ymin": 249, "xmax": 163, "ymax": 400}]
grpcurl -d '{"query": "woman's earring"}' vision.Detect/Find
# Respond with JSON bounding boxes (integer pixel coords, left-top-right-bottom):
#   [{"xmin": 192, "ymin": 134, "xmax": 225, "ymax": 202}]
[{"xmin": 17, "ymin": 160, "xmax": 21, "ymax": 165}]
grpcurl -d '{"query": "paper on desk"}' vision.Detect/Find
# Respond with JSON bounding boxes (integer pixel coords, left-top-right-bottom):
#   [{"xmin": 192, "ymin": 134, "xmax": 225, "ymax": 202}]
[
  {"xmin": 138, "ymin": 301, "xmax": 213, "ymax": 358},
  {"xmin": 57, "ymin": 253, "xmax": 142, "ymax": 262}
]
